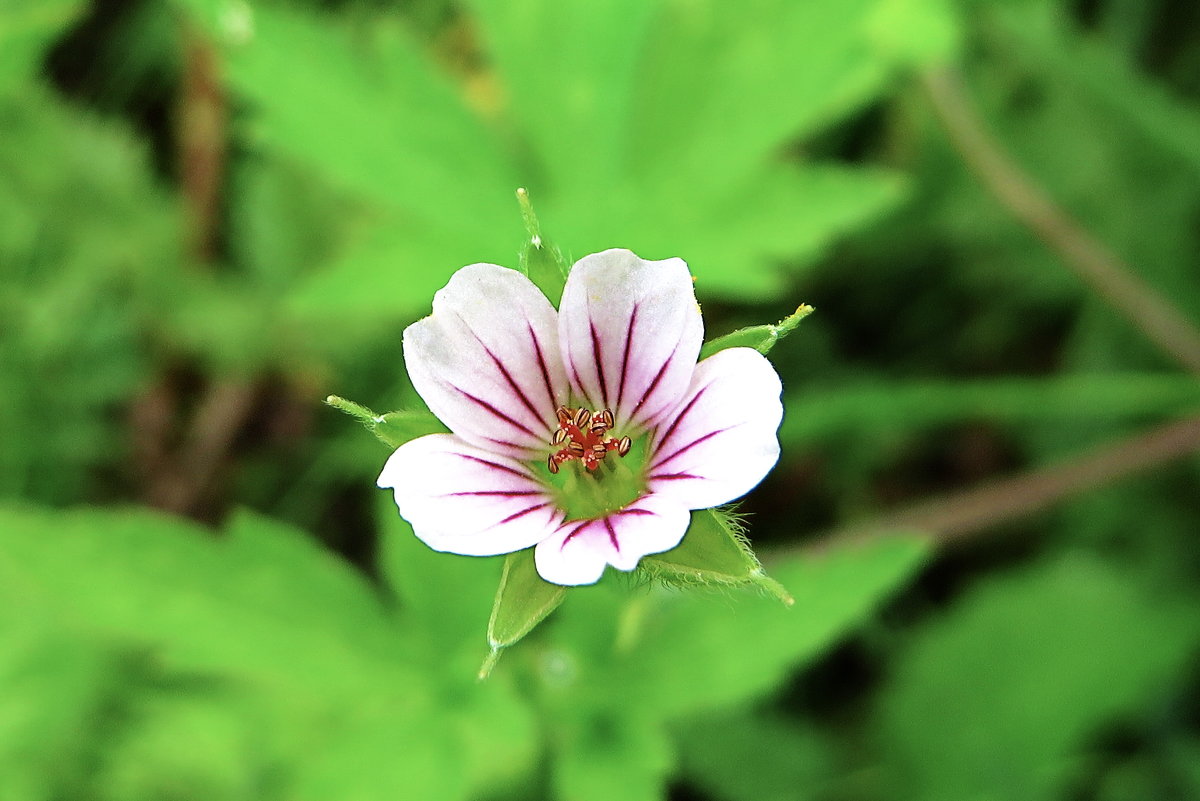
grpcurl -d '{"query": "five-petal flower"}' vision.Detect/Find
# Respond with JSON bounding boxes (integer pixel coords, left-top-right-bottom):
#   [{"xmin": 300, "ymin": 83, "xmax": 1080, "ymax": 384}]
[{"xmin": 378, "ymin": 249, "xmax": 783, "ymax": 586}]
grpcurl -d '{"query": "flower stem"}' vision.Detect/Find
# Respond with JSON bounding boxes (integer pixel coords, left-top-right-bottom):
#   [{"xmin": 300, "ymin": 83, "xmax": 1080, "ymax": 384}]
[{"xmin": 922, "ymin": 66, "xmax": 1200, "ymax": 375}]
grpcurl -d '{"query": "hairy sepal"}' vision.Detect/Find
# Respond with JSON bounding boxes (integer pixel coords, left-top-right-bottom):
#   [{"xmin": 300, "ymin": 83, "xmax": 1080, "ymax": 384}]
[
  {"xmin": 325, "ymin": 395, "xmax": 448, "ymax": 449},
  {"xmin": 639, "ymin": 508, "xmax": 793, "ymax": 605},
  {"xmin": 515, "ymin": 187, "xmax": 569, "ymax": 306},
  {"xmin": 480, "ymin": 548, "xmax": 567, "ymax": 679},
  {"xmin": 699, "ymin": 304, "xmax": 814, "ymax": 360}
]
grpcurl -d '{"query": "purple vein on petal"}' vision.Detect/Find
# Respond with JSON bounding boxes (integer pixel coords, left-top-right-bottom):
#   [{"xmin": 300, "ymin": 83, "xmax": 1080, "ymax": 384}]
[
  {"xmin": 616, "ymin": 302, "xmax": 639, "ymax": 412},
  {"xmin": 498, "ymin": 502, "xmax": 552, "ymax": 525},
  {"xmin": 528, "ymin": 323, "xmax": 559, "ymax": 416},
  {"xmin": 449, "ymin": 311, "xmax": 546, "ymax": 430},
  {"xmin": 615, "ymin": 507, "xmax": 655, "ymax": 517},
  {"xmin": 649, "ymin": 471, "xmax": 703, "ymax": 482},
  {"xmin": 652, "ymin": 381, "xmax": 713, "ymax": 455},
  {"xmin": 480, "ymin": 435, "xmax": 535, "ymax": 453},
  {"xmin": 453, "ymin": 385, "xmax": 538, "ymax": 438},
  {"xmin": 453, "ymin": 452, "xmax": 531, "ymax": 480},
  {"xmin": 560, "ymin": 520, "xmax": 591, "ymax": 549},
  {"xmin": 631, "ymin": 338, "xmax": 682, "ymax": 419},
  {"xmin": 478, "ymin": 337, "xmax": 544, "ymax": 429},
  {"xmin": 603, "ymin": 517, "xmax": 620, "ymax": 551},
  {"xmin": 652, "ymin": 425, "xmax": 736, "ymax": 469},
  {"xmin": 565, "ymin": 347, "xmax": 597, "ymax": 409},
  {"xmin": 444, "ymin": 490, "xmax": 543, "ymax": 498},
  {"xmin": 589, "ymin": 317, "xmax": 610, "ymax": 409}
]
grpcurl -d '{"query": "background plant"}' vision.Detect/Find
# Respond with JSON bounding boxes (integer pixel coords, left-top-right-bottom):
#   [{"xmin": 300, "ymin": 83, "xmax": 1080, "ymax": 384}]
[{"xmin": 2, "ymin": 0, "xmax": 1199, "ymax": 799}]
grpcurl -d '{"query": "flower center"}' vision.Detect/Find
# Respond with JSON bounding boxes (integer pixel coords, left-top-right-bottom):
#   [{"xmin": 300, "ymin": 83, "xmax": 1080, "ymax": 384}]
[
  {"xmin": 546, "ymin": 406, "xmax": 632, "ymax": 474},
  {"xmin": 541, "ymin": 405, "xmax": 645, "ymax": 521}
]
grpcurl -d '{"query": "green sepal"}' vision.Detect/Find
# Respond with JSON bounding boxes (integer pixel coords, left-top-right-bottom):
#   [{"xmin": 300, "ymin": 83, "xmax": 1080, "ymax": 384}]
[
  {"xmin": 639, "ymin": 508, "xmax": 794, "ymax": 606},
  {"xmin": 479, "ymin": 548, "xmax": 566, "ymax": 679},
  {"xmin": 515, "ymin": 187, "xmax": 569, "ymax": 305},
  {"xmin": 325, "ymin": 395, "xmax": 448, "ymax": 449},
  {"xmin": 699, "ymin": 304, "xmax": 815, "ymax": 360}
]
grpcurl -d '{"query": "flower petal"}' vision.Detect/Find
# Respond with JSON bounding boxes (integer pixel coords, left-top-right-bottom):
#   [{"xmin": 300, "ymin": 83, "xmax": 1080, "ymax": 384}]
[
  {"xmin": 646, "ymin": 347, "xmax": 783, "ymax": 510},
  {"xmin": 558, "ymin": 249, "xmax": 703, "ymax": 432},
  {"xmin": 403, "ymin": 263, "xmax": 568, "ymax": 459},
  {"xmin": 533, "ymin": 493, "xmax": 691, "ymax": 586},
  {"xmin": 378, "ymin": 433, "xmax": 563, "ymax": 557}
]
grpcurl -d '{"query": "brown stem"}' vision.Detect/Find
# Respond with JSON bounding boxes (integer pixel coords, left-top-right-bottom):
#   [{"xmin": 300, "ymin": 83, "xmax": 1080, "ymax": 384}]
[
  {"xmin": 178, "ymin": 25, "xmax": 227, "ymax": 263},
  {"xmin": 922, "ymin": 66, "xmax": 1200, "ymax": 375},
  {"xmin": 149, "ymin": 379, "xmax": 260, "ymax": 515},
  {"xmin": 798, "ymin": 415, "xmax": 1200, "ymax": 552},
  {"xmin": 135, "ymin": 29, "xmax": 261, "ymax": 518}
]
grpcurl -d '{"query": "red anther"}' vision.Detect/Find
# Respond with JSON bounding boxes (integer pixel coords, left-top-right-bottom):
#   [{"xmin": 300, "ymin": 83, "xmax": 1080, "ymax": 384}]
[{"xmin": 548, "ymin": 406, "xmax": 630, "ymax": 473}]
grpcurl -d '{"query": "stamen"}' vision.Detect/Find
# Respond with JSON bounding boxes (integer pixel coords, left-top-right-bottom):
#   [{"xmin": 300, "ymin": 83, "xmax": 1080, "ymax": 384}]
[{"xmin": 547, "ymin": 406, "xmax": 632, "ymax": 473}]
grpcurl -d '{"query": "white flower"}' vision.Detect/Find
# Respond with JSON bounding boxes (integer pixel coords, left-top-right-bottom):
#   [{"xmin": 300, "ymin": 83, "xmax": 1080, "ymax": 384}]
[{"xmin": 378, "ymin": 249, "xmax": 783, "ymax": 586}]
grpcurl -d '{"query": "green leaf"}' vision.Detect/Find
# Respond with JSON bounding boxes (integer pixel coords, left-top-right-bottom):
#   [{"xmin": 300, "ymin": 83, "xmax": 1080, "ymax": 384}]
[
  {"xmin": 552, "ymin": 714, "xmax": 674, "ymax": 801},
  {"xmin": 195, "ymin": 2, "xmax": 515, "ymax": 231},
  {"xmin": 549, "ymin": 162, "xmax": 906, "ymax": 300},
  {"xmin": 987, "ymin": 1, "xmax": 1200, "ymax": 178},
  {"xmin": 639, "ymin": 509, "xmax": 793, "ymax": 604},
  {"xmin": 176, "ymin": 1, "xmax": 519, "ymax": 318},
  {"xmin": 675, "ymin": 709, "xmax": 834, "ymax": 801},
  {"xmin": 0, "ymin": 0, "xmax": 85, "ymax": 90},
  {"xmin": 0, "ymin": 505, "xmax": 538, "ymax": 801},
  {"xmin": 866, "ymin": 0, "xmax": 961, "ymax": 67},
  {"xmin": 0, "ymin": 627, "xmax": 125, "ymax": 801},
  {"xmin": 778, "ymin": 374, "xmax": 1200, "ymax": 444},
  {"xmin": 463, "ymin": 0, "xmax": 659, "ymax": 196},
  {"xmin": 0, "ymin": 89, "xmax": 174, "ymax": 504},
  {"xmin": 545, "ymin": 534, "xmax": 930, "ymax": 719},
  {"xmin": 878, "ymin": 554, "xmax": 1200, "ymax": 801},
  {"xmin": 482, "ymin": 549, "xmax": 566, "ymax": 678},
  {"xmin": 96, "ymin": 689, "xmax": 273, "ymax": 801},
  {"xmin": 627, "ymin": 535, "xmax": 931, "ymax": 717},
  {"xmin": 625, "ymin": 0, "xmax": 896, "ymax": 193},
  {"xmin": 699, "ymin": 305, "xmax": 815, "ymax": 360},
  {"xmin": 376, "ymin": 497, "xmax": 500, "ymax": 669},
  {"xmin": 285, "ymin": 217, "xmax": 473, "ymax": 324}
]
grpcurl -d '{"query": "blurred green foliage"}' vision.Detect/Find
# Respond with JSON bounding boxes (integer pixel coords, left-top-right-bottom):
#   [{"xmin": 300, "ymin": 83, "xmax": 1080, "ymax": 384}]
[{"xmin": 2, "ymin": 0, "xmax": 1199, "ymax": 798}]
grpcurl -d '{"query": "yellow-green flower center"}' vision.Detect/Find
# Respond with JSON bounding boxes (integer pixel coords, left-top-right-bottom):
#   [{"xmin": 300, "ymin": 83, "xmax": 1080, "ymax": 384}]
[{"xmin": 538, "ymin": 405, "xmax": 647, "ymax": 521}]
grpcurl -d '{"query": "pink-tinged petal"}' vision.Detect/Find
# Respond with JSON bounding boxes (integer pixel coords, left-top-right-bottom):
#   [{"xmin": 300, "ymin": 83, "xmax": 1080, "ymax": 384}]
[
  {"xmin": 378, "ymin": 433, "xmax": 564, "ymax": 557},
  {"xmin": 403, "ymin": 263, "xmax": 568, "ymax": 459},
  {"xmin": 647, "ymin": 347, "xmax": 782, "ymax": 510},
  {"xmin": 558, "ymin": 249, "xmax": 703, "ymax": 432},
  {"xmin": 533, "ymin": 493, "xmax": 690, "ymax": 586}
]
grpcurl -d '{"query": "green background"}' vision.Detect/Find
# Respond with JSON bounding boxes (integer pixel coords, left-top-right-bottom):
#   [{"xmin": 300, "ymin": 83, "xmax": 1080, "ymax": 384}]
[{"xmin": 2, "ymin": 0, "xmax": 1199, "ymax": 799}]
